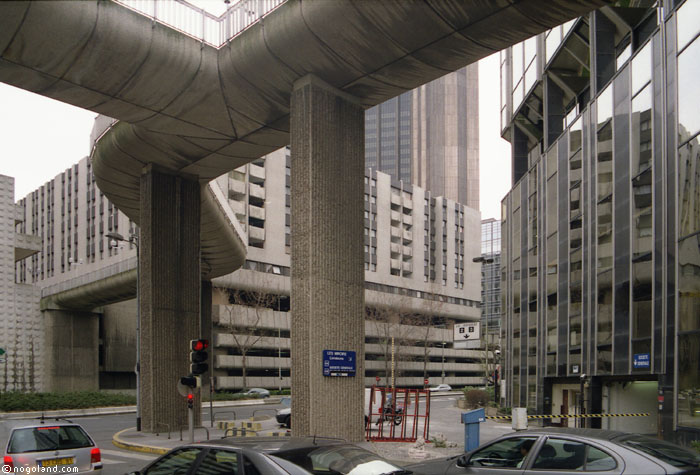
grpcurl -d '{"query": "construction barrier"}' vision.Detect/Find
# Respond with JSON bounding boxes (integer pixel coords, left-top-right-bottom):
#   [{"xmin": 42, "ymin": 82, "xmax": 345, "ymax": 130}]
[
  {"xmin": 366, "ymin": 386, "xmax": 431, "ymax": 442},
  {"xmin": 485, "ymin": 413, "xmax": 649, "ymax": 420}
]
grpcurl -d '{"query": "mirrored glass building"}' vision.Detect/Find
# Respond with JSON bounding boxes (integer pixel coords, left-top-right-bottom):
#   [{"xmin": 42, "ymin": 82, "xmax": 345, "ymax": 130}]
[{"xmin": 499, "ymin": 0, "xmax": 699, "ymax": 444}]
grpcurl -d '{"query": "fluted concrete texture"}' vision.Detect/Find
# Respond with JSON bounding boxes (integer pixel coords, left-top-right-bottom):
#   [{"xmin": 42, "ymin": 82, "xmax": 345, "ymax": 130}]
[
  {"xmin": 139, "ymin": 167, "xmax": 201, "ymax": 432},
  {"xmin": 290, "ymin": 76, "xmax": 365, "ymax": 442}
]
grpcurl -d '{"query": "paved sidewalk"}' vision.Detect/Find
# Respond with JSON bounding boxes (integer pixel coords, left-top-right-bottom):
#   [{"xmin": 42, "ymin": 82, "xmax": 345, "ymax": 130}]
[
  {"xmin": 110, "ymin": 423, "xmax": 466, "ymax": 463},
  {"xmin": 2, "ymin": 393, "xmax": 511, "ymax": 464},
  {"xmin": 110, "ymin": 414, "xmax": 513, "ymax": 465}
]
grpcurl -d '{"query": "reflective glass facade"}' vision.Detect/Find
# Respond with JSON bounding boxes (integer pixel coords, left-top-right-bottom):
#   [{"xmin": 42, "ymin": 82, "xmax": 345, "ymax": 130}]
[
  {"xmin": 365, "ymin": 66, "xmax": 480, "ymax": 210},
  {"xmin": 500, "ymin": 1, "xmax": 700, "ymax": 443}
]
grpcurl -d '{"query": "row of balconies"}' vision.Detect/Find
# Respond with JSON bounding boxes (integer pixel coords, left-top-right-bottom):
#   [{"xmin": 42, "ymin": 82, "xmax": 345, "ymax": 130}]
[
  {"xmin": 214, "ymin": 306, "xmax": 476, "ymax": 351},
  {"xmin": 215, "ymin": 354, "xmax": 482, "ymax": 375},
  {"xmin": 390, "ymin": 259, "xmax": 413, "ymax": 274},
  {"xmin": 390, "ymin": 228, "xmax": 413, "ymax": 243},
  {"xmin": 390, "ymin": 193, "xmax": 413, "ymax": 211},
  {"xmin": 390, "ymin": 243, "xmax": 413, "ymax": 258},
  {"xmin": 215, "ymin": 376, "xmax": 484, "ymax": 390},
  {"xmin": 390, "ymin": 210, "xmax": 414, "ymax": 225},
  {"xmin": 228, "ymin": 177, "xmax": 265, "ymax": 201}
]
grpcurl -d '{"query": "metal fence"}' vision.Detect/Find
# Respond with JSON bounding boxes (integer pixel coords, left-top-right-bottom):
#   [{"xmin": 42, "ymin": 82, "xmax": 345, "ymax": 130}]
[{"xmin": 114, "ymin": 0, "xmax": 286, "ymax": 47}]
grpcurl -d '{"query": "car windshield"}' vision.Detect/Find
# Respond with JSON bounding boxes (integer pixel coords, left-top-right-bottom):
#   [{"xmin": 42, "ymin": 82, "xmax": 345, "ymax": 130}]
[
  {"xmin": 8, "ymin": 426, "xmax": 93, "ymax": 453},
  {"xmin": 270, "ymin": 445, "xmax": 409, "ymax": 474},
  {"xmin": 617, "ymin": 434, "xmax": 700, "ymax": 468}
]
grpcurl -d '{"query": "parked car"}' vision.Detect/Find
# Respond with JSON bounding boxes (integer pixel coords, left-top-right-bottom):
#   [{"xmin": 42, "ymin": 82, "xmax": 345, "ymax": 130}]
[
  {"xmin": 428, "ymin": 384, "xmax": 452, "ymax": 392},
  {"xmin": 3, "ymin": 420, "xmax": 102, "ymax": 473},
  {"xmin": 406, "ymin": 427, "xmax": 700, "ymax": 474},
  {"xmin": 240, "ymin": 387, "xmax": 270, "ymax": 398},
  {"xmin": 128, "ymin": 437, "xmax": 412, "ymax": 474},
  {"xmin": 275, "ymin": 390, "xmax": 379, "ymax": 430},
  {"xmin": 275, "ymin": 407, "xmax": 370, "ymax": 430},
  {"xmin": 276, "ymin": 406, "xmax": 292, "ymax": 428}
]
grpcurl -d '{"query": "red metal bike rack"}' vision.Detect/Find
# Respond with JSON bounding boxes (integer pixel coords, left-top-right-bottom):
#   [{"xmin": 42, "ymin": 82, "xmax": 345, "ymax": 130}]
[{"xmin": 366, "ymin": 385, "xmax": 431, "ymax": 442}]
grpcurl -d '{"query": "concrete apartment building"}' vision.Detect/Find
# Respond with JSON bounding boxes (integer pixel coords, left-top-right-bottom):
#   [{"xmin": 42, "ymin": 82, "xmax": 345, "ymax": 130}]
[
  {"xmin": 499, "ymin": 0, "xmax": 699, "ymax": 444},
  {"xmin": 0, "ymin": 176, "xmax": 41, "ymax": 392},
  {"xmin": 7, "ymin": 147, "xmax": 482, "ymax": 392}
]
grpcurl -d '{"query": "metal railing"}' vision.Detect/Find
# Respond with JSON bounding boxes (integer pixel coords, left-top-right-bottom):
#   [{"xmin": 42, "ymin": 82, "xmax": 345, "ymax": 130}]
[{"xmin": 114, "ymin": 0, "xmax": 286, "ymax": 48}]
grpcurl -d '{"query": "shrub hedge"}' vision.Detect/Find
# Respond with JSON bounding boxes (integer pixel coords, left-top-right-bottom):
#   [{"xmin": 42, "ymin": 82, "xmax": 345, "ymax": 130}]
[
  {"xmin": 1, "ymin": 388, "xmax": 292, "ymax": 411},
  {"xmin": 0, "ymin": 391, "xmax": 135, "ymax": 412}
]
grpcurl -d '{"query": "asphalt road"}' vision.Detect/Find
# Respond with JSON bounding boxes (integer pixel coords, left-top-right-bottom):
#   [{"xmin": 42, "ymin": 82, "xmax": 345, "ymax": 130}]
[{"xmin": 1, "ymin": 395, "xmax": 512, "ymax": 475}]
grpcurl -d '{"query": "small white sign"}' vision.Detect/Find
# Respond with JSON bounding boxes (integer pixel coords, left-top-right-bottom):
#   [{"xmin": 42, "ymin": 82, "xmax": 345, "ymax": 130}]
[{"xmin": 454, "ymin": 322, "xmax": 480, "ymax": 341}]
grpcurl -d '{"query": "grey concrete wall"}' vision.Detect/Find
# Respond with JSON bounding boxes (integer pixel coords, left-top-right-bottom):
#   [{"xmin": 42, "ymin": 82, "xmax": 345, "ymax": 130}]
[
  {"xmin": 290, "ymin": 75, "xmax": 365, "ymax": 442},
  {"xmin": 43, "ymin": 309, "xmax": 99, "ymax": 392},
  {"xmin": 102, "ymin": 300, "xmax": 137, "ymax": 373}
]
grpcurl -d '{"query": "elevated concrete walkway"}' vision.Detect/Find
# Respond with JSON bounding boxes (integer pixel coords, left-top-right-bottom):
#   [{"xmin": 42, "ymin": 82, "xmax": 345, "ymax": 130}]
[{"xmin": 0, "ymin": 0, "xmax": 605, "ymax": 278}]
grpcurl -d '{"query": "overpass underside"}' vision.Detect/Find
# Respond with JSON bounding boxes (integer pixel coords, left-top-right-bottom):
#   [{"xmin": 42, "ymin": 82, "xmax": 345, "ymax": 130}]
[{"xmin": 0, "ymin": 0, "xmax": 606, "ymax": 440}]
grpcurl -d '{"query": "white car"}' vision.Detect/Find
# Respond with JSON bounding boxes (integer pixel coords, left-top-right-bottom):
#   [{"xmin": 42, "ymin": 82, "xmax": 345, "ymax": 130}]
[
  {"xmin": 429, "ymin": 384, "xmax": 452, "ymax": 392},
  {"xmin": 3, "ymin": 421, "xmax": 102, "ymax": 473}
]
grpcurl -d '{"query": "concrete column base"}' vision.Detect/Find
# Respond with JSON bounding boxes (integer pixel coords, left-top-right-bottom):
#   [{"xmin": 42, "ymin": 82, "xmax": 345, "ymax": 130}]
[{"xmin": 290, "ymin": 75, "xmax": 365, "ymax": 442}]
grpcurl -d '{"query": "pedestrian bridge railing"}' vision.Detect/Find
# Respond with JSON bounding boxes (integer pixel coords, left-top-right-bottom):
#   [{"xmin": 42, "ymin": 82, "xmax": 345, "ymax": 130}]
[{"xmin": 114, "ymin": 0, "xmax": 286, "ymax": 48}]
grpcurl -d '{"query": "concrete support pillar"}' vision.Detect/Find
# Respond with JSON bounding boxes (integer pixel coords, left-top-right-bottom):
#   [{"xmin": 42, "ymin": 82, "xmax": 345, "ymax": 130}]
[
  {"xmin": 290, "ymin": 75, "xmax": 365, "ymax": 442},
  {"xmin": 201, "ymin": 280, "xmax": 212, "ymax": 396},
  {"xmin": 139, "ymin": 166, "xmax": 201, "ymax": 432},
  {"xmin": 43, "ymin": 309, "xmax": 99, "ymax": 392}
]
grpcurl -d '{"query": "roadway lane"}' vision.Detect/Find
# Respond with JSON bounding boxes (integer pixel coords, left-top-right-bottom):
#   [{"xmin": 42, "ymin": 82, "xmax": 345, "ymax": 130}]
[{"xmin": 1, "ymin": 397, "xmax": 511, "ymax": 474}]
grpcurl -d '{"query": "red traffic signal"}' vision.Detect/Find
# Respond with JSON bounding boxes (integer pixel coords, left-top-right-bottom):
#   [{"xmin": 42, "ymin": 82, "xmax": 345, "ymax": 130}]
[
  {"xmin": 187, "ymin": 392, "xmax": 194, "ymax": 409},
  {"xmin": 189, "ymin": 339, "xmax": 209, "ymax": 375},
  {"xmin": 191, "ymin": 339, "xmax": 209, "ymax": 351}
]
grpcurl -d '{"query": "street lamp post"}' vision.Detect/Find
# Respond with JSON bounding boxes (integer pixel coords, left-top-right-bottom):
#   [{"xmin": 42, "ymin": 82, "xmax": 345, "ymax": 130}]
[
  {"xmin": 472, "ymin": 256, "xmax": 495, "ymax": 389},
  {"xmin": 441, "ymin": 341, "xmax": 446, "ymax": 384},
  {"xmin": 107, "ymin": 231, "xmax": 140, "ymax": 432},
  {"xmin": 494, "ymin": 348, "xmax": 501, "ymax": 405}
]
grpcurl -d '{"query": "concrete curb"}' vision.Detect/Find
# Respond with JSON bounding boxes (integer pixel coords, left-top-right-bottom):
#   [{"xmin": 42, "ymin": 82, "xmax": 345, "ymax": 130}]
[
  {"xmin": 112, "ymin": 428, "xmax": 170, "ymax": 455},
  {"xmin": 0, "ymin": 397, "xmax": 284, "ymax": 421},
  {"xmin": 0, "ymin": 406, "xmax": 136, "ymax": 421}
]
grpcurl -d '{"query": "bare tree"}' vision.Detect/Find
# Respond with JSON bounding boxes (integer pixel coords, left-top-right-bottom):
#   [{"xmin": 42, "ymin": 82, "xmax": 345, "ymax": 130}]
[
  {"xmin": 215, "ymin": 287, "xmax": 277, "ymax": 390},
  {"xmin": 366, "ymin": 306, "xmax": 394, "ymax": 385},
  {"xmin": 367, "ymin": 300, "xmax": 440, "ymax": 388}
]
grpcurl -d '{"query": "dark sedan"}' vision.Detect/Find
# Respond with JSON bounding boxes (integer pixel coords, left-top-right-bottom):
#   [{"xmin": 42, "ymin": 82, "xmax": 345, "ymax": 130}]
[
  {"xmin": 127, "ymin": 436, "xmax": 413, "ymax": 474},
  {"xmin": 406, "ymin": 428, "xmax": 700, "ymax": 474}
]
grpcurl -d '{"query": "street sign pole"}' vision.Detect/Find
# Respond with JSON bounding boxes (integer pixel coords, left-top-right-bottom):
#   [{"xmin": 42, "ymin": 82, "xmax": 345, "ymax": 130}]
[{"xmin": 188, "ymin": 388, "xmax": 194, "ymax": 443}]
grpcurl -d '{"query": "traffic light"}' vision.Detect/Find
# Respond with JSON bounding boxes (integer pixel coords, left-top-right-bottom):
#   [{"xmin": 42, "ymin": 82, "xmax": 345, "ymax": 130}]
[
  {"xmin": 189, "ymin": 339, "xmax": 209, "ymax": 375},
  {"xmin": 187, "ymin": 393, "xmax": 194, "ymax": 410},
  {"xmin": 180, "ymin": 376, "xmax": 201, "ymax": 388}
]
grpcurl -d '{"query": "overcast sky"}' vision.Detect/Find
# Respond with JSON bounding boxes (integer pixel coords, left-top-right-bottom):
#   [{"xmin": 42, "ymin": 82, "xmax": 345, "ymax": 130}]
[{"xmin": 0, "ymin": 3, "xmax": 511, "ymax": 221}]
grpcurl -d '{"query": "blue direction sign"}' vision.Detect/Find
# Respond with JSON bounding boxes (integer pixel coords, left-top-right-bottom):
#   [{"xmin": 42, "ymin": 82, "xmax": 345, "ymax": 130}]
[
  {"xmin": 322, "ymin": 350, "xmax": 356, "ymax": 377},
  {"xmin": 633, "ymin": 353, "xmax": 650, "ymax": 368}
]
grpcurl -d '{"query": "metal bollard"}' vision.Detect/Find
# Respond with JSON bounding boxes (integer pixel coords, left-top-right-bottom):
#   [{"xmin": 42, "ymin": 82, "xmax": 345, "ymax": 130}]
[
  {"xmin": 512, "ymin": 407, "xmax": 528, "ymax": 430},
  {"xmin": 461, "ymin": 408, "xmax": 485, "ymax": 452}
]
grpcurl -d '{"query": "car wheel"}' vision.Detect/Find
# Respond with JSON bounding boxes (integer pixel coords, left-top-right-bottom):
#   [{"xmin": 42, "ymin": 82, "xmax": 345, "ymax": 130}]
[{"xmin": 284, "ymin": 415, "xmax": 291, "ymax": 429}]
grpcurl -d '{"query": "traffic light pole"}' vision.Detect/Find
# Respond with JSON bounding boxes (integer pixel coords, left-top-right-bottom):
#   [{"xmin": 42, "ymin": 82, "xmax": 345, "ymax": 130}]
[{"xmin": 188, "ymin": 389, "xmax": 194, "ymax": 443}]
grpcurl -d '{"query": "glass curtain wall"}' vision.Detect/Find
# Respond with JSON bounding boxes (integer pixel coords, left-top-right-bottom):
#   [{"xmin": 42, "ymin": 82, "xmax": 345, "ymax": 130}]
[{"xmin": 676, "ymin": 0, "xmax": 700, "ymax": 429}]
